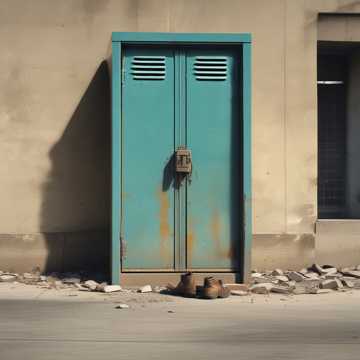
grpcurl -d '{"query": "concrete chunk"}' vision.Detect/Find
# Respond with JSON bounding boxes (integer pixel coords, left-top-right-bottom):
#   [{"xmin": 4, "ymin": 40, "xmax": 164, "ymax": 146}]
[
  {"xmin": 320, "ymin": 278, "xmax": 343, "ymax": 290},
  {"xmin": 138, "ymin": 285, "xmax": 152, "ymax": 293},
  {"xmin": 322, "ymin": 267, "xmax": 337, "ymax": 275},
  {"xmin": 251, "ymin": 272, "xmax": 264, "ymax": 278},
  {"xmin": 254, "ymin": 277, "xmax": 274, "ymax": 284},
  {"xmin": 231, "ymin": 290, "xmax": 249, "ymax": 296},
  {"xmin": 83, "ymin": 280, "xmax": 99, "ymax": 291},
  {"xmin": 99, "ymin": 285, "xmax": 122, "ymax": 293},
  {"xmin": 309, "ymin": 264, "xmax": 325, "ymax": 275},
  {"xmin": 275, "ymin": 275, "xmax": 289, "ymax": 282},
  {"xmin": 304, "ymin": 272, "xmax": 320, "ymax": 280},
  {"xmin": 342, "ymin": 279, "xmax": 355, "ymax": 288},
  {"xmin": 115, "ymin": 304, "xmax": 129, "ymax": 309},
  {"xmin": 0, "ymin": 274, "xmax": 17, "ymax": 282},
  {"xmin": 342, "ymin": 270, "xmax": 360, "ymax": 279},
  {"xmin": 271, "ymin": 269, "xmax": 284, "ymax": 276},
  {"xmin": 271, "ymin": 285, "xmax": 291, "ymax": 294},
  {"xmin": 287, "ymin": 271, "xmax": 305, "ymax": 282},
  {"xmin": 250, "ymin": 283, "xmax": 273, "ymax": 294}
]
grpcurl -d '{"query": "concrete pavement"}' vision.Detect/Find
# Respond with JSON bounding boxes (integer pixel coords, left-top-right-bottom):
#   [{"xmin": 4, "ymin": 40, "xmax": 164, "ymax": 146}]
[{"xmin": 0, "ymin": 284, "xmax": 360, "ymax": 359}]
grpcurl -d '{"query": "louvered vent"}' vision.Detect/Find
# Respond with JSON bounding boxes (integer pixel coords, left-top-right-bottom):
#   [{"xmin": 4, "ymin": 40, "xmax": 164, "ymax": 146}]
[
  {"xmin": 131, "ymin": 56, "xmax": 166, "ymax": 80},
  {"xmin": 194, "ymin": 57, "xmax": 227, "ymax": 80}
]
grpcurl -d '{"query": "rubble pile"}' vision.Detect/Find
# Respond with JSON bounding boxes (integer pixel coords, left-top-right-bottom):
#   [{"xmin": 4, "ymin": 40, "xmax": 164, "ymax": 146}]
[
  {"xmin": 0, "ymin": 269, "xmax": 128, "ymax": 293},
  {"xmin": 247, "ymin": 264, "xmax": 360, "ymax": 295},
  {"xmin": 2, "ymin": 263, "xmax": 360, "ymax": 297}
]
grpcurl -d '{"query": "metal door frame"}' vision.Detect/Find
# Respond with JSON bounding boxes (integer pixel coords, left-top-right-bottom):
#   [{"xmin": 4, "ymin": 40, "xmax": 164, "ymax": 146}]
[{"xmin": 111, "ymin": 32, "xmax": 252, "ymax": 285}]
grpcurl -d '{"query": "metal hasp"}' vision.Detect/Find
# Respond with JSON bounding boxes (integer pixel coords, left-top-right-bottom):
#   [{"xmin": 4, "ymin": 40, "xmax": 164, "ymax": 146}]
[
  {"xmin": 175, "ymin": 146, "xmax": 192, "ymax": 174},
  {"xmin": 111, "ymin": 32, "xmax": 252, "ymax": 285}
]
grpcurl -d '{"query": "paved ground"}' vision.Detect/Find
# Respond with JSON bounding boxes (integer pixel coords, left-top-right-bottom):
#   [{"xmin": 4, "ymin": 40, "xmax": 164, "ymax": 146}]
[{"xmin": 0, "ymin": 283, "xmax": 360, "ymax": 359}]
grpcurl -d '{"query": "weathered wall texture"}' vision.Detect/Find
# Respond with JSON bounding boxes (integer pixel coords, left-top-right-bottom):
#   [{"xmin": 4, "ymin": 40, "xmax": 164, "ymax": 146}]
[{"xmin": 1, "ymin": 0, "xmax": 360, "ymax": 273}]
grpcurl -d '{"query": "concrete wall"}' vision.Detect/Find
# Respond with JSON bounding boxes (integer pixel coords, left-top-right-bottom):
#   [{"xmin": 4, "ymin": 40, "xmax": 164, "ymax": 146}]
[{"xmin": 1, "ymin": 0, "xmax": 360, "ymax": 274}]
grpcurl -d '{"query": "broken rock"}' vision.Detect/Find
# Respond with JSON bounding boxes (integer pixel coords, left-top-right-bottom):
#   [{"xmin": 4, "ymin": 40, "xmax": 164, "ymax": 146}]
[
  {"xmin": 342, "ymin": 279, "xmax": 354, "ymax": 288},
  {"xmin": 271, "ymin": 269, "xmax": 284, "ymax": 276},
  {"xmin": 250, "ymin": 283, "xmax": 273, "ymax": 294},
  {"xmin": 98, "ymin": 284, "xmax": 122, "ymax": 293},
  {"xmin": 231, "ymin": 290, "xmax": 249, "ymax": 296},
  {"xmin": 271, "ymin": 285, "xmax": 291, "ymax": 294},
  {"xmin": 287, "ymin": 271, "xmax": 305, "ymax": 282},
  {"xmin": 138, "ymin": 285, "xmax": 152, "ymax": 293},
  {"xmin": 342, "ymin": 270, "xmax": 360, "ymax": 279},
  {"xmin": 321, "ymin": 267, "xmax": 338, "ymax": 275},
  {"xmin": 83, "ymin": 280, "xmax": 99, "ymax": 291},
  {"xmin": 115, "ymin": 304, "xmax": 129, "ymax": 309},
  {"xmin": 0, "ymin": 274, "xmax": 17, "ymax": 282},
  {"xmin": 275, "ymin": 275, "xmax": 289, "ymax": 282},
  {"xmin": 309, "ymin": 263, "xmax": 326, "ymax": 275},
  {"xmin": 251, "ymin": 272, "xmax": 264, "ymax": 278},
  {"xmin": 320, "ymin": 278, "xmax": 343, "ymax": 290},
  {"xmin": 304, "ymin": 272, "xmax": 320, "ymax": 280}
]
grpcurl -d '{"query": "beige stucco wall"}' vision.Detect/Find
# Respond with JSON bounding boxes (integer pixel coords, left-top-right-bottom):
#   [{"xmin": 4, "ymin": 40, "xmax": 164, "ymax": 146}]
[{"xmin": 1, "ymin": 0, "xmax": 360, "ymax": 273}]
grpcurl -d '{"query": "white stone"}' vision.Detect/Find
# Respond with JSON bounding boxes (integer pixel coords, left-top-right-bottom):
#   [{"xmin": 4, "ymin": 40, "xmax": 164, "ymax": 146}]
[
  {"xmin": 299, "ymin": 268, "xmax": 308, "ymax": 275},
  {"xmin": 100, "ymin": 285, "xmax": 122, "ymax": 293},
  {"xmin": 275, "ymin": 275, "xmax": 289, "ymax": 282},
  {"xmin": 271, "ymin": 285, "xmax": 290, "ymax": 294},
  {"xmin": 250, "ymin": 283, "xmax": 273, "ymax": 294},
  {"xmin": 342, "ymin": 279, "xmax": 354, "ymax": 288},
  {"xmin": 342, "ymin": 270, "xmax": 360, "ymax": 279},
  {"xmin": 254, "ymin": 277, "xmax": 274, "ymax": 284},
  {"xmin": 83, "ymin": 280, "xmax": 99, "ymax": 291},
  {"xmin": 0, "ymin": 274, "xmax": 17, "ymax": 282},
  {"xmin": 287, "ymin": 271, "xmax": 305, "ymax": 282},
  {"xmin": 272, "ymin": 269, "xmax": 284, "ymax": 276},
  {"xmin": 23, "ymin": 272, "xmax": 35, "ymax": 279},
  {"xmin": 320, "ymin": 278, "xmax": 343, "ymax": 290},
  {"xmin": 115, "ymin": 304, "xmax": 129, "ymax": 309},
  {"xmin": 251, "ymin": 272, "xmax": 263, "ymax": 278},
  {"xmin": 138, "ymin": 285, "xmax": 152, "ymax": 293},
  {"xmin": 322, "ymin": 267, "xmax": 337, "ymax": 275},
  {"xmin": 304, "ymin": 272, "xmax": 319, "ymax": 280},
  {"xmin": 231, "ymin": 290, "xmax": 249, "ymax": 296}
]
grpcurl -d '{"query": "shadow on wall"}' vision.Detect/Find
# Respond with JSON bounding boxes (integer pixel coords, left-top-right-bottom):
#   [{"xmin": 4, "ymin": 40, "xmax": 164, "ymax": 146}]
[{"xmin": 41, "ymin": 61, "xmax": 111, "ymax": 276}]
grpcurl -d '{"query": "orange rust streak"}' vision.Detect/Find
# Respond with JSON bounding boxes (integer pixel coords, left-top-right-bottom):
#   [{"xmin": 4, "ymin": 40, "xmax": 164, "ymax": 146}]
[
  {"xmin": 210, "ymin": 210, "xmax": 230, "ymax": 259},
  {"xmin": 186, "ymin": 219, "xmax": 195, "ymax": 266},
  {"xmin": 157, "ymin": 188, "xmax": 170, "ymax": 260},
  {"xmin": 211, "ymin": 209, "xmax": 222, "ymax": 255}
]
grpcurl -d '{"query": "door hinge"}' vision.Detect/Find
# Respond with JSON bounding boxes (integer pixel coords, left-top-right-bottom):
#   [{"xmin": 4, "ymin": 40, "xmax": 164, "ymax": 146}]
[{"xmin": 120, "ymin": 236, "xmax": 127, "ymax": 259}]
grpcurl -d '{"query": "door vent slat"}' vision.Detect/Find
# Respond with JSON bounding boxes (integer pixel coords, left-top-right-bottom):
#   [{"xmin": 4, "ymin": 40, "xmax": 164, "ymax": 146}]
[
  {"xmin": 131, "ymin": 56, "xmax": 166, "ymax": 80},
  {"xmin": 194, "ymin": 57, "xmax": 227, "ymax": 81}
]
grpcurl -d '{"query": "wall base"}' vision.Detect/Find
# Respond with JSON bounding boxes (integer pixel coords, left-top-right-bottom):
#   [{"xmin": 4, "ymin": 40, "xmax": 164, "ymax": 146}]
[{"xmin": 0, "ymin": 230, "xmax": 109, "ymax": 274}]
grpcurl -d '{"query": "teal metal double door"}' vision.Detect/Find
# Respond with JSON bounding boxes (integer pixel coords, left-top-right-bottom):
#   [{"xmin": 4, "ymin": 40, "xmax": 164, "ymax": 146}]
[{"xmin": 122, "ymin": 45, "xmax": 242, "ymax": 272}]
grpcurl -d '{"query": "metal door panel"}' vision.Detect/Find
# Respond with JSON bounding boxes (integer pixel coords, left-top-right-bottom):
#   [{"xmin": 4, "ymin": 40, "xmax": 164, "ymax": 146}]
[
  {"xmin": 122, "ymin": 47, "xmax": 175, "ymax": 270},
  {"xmin": 186, "ymin": 48, "xmax": 241, "ymax": 269}
]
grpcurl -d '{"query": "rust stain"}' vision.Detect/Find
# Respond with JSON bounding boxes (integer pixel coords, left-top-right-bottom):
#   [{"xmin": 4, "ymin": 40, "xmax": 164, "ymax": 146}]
[
  {"xmin": 157, "ymin": 188, "xmax": 170, "ymax": 260},
  {"xmin": 211, "ymin": 209, "xmax": 222, "ymax": 257},
  {"xmin": 210, "ymin": 209, "xmax": 230, "ymax": 259},
  {"xmin": 187, "ymin": 218, "xmax": 195, "ymax": 266}
]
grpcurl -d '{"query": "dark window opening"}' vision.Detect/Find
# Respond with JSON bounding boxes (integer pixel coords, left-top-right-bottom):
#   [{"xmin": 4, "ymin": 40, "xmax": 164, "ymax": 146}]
[{"xmin": 318, "ymin": 41, "xmax": 360, "ymax": 219}]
